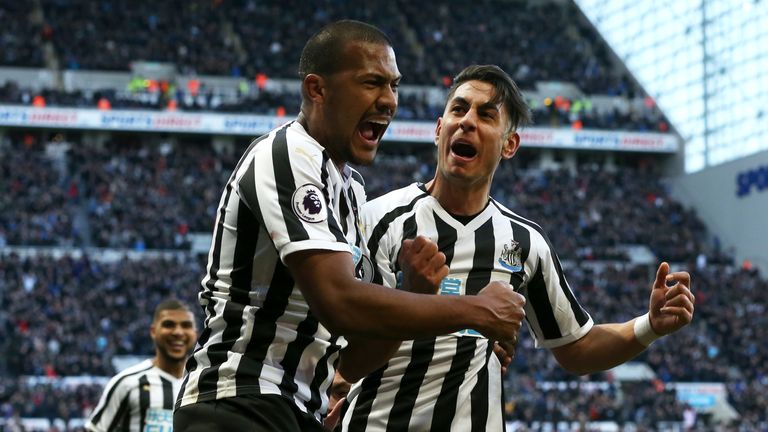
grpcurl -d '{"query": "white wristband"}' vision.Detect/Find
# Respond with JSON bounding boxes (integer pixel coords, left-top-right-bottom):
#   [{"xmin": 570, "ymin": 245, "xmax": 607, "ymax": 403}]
[{"xmin": 634, "ymin": 313, "xmax": 661, "ymax": 347}]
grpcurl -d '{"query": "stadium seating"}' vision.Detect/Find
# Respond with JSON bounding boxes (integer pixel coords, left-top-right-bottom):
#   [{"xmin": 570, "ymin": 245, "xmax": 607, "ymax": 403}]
[{"xmin": 0, "ymin": 0, "xmax": 763, "ymax": 430}]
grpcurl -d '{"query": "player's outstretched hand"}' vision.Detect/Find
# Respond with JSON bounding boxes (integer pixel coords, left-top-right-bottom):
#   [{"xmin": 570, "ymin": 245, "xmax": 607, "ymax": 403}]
[
  {"xmin": 649, "ymin": 262, "xmax": 695, "ymax": 335},
  {"xmin": 476, "ymin": 281, "xmax": 526, "ymax": 344},
  {"xmin": 398, "ymin": 235, "xmax": 449, "ymax": 294}
]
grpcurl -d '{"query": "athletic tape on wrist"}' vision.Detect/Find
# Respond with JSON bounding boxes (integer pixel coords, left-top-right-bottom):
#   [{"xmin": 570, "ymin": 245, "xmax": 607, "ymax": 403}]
[{"xmin": 634, "ymin": 313, "xmax": 661, "ymax": 347}]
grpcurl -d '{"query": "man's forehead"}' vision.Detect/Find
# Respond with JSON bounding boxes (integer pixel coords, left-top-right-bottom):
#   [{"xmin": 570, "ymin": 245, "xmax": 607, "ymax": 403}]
[
  {"xmin": 339, "ymin": 41, "xmax": 399, "ymax": 77},
  {"xmin": 452, "ymin": 81, "xmax": 499, "ymax": 105},
  {"xmin": 156, "ymin": 309, "xmax": 194, "ymax": 322}
]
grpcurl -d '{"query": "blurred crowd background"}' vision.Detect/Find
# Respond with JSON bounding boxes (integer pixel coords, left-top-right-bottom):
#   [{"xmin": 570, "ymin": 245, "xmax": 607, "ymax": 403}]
[{"xmin": 1, "ymin": 0, "xmax": 764, "ymax": 431}]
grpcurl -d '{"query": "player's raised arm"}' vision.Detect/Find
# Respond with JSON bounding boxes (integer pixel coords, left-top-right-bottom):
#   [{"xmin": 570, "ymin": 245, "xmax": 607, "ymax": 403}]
[{"xmin": 551, "ymin": 262, "xmax": 695, "ymax": 375}]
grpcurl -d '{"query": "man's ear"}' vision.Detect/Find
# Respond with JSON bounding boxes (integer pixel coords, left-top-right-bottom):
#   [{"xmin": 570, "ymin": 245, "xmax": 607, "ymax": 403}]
[
  {"xmin": 149, "ymin": 321, "xmax": 157, "ymax": 342},
  {"xmin": 434, "ymin": 117, "xmax": 443, "ymax": 147},
  {"xmin": 501, "ymin": 131, "xmax": 520, "ymax": 160},
  {"xmin": 303, "ymin": 74, "xmax": 326, "ymax": 104}
]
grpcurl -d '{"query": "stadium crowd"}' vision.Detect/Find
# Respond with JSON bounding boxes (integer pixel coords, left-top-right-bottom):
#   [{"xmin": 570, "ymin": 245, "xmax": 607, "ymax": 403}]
[
  {"xmin": 2, "ymin": 136, "xmax": 715, "ymax": 265},
  {"xmin": 2, "ymin": 254, "xmax": 764, "ymax": 429},
  {"xmin": 0, "ymin": 0, "xmax": 671, "ymax": 133},
  {"xmin": 0, "ymin": 0, "xmax": 759, "ymax": 429},
  {"xmin": 0, "ymin": 79, "xmax": 667, "ymax": 133},
  {"xmin": 10, "ymin": 0, "xmax": 627, "ymax": 92},
  {"xmin": 1, "ymin": 137, "xmax": 766, "ymax": 429}
]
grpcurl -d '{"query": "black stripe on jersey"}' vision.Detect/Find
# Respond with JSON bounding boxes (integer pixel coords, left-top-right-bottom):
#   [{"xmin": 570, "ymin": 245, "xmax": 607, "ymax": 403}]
[
  {"xmin": 350, "ymin": 169, "xmax": 365, "ymax": 187},
  {"xmin": 279, "ymin": 311, "xmax": 321, "ymax": 398},
  {"xmin": 116, "ymin": 395, "xmax": 131, "ymax": 432},
  {"xmin": 178, "ymin": 131, "xmax": 273, "ymax": 407},
  {"xmin": 238, "ymin": 261, "xmax": 295, "ymax": 390},
  {"xmin": 306, "ymin": 335, "xmax": 342, "ymax": 413},
  {"xmin": 430, "ymin": 337, "xmax": 477, "ymax": 430},
  {"xmin": 491, "ymin": 201, "xmax": 589, "ymax": 326},
  {"xmin": 470, "ymin": 341, "xmax": 493, "ymax": 432},
  {"xmin": 347, "ymin": 183, "xmax": 363, "ymax": 244},
  {"xmin": 236, "ymin": 133, "xmax": 272, "ymax": 217},
  {"xmin": 393, "ymin": 214, "xmax": 418, "ymax": 276},
  {"xmin": 339, "ymin": 188, "xmax": 350, "ymax": 234},
  {"xmin": 527, "ymin": 259, "xmax": 562, "ymax": 339},
  {"xmin": 319, "ymin": 152, "xmax": 348, "ymax": 244},
  {"xmin": 90, "ymin": 363, "xmax": 154, "ymax": 425},
  {"xmin": 273, "ymin": 126, "xmax": 309, "ymax": 242},
  {"xmin": 194, "ymin": 179, "xmax": 237, "ymax": 353},
  {"xmin": 230, "ymin": 196, "xmax": 260, "ymax": 305},
  {"xmin": 402, "ymin": 214, "xmax": 418, "ymax": 240},
  {"xmin": 109, "ymin": 394, "xmax": 131, "ymax": 432},
  {"xmin": 385, "ymin": 338, "xmax": 437, "ymax": 432},
  {"xmin": 434, "ymin": 213, "xmax": 457, "ymax": 266},
  {"xmin": 366, "ymin": 193, "xmax": 430, "ymax": 284},
  {"xmin": 508, "ymin": 220, "xmax": 531, "ymax": 291},
  {"xmin": 466, "ymin": 218, "xmax": 495, "ymax": 296},
  {"xmin": 500, "ymin": 371, "xmax": 507, "ymax": 432},
  {"xmin": 238, "ymin": 155, "xmax": 264, "ymax": 224},
  {"xmin": 347, "ymin": 368, "xmax": 386, "ymax": 431},
  {"xmin": 139, "ymin": 375, "xmax": 150, "ymax": 432},
  {"xmin": 197, "ymin": 199, "xmax": 259, "ymax": 396},
  {"xmin": 230, "ymin": 132, "xmax": 274, "ymax": 185},
  {"xmin": 161, "ymin": 377, "xmax": 173, "ymax": 409}
]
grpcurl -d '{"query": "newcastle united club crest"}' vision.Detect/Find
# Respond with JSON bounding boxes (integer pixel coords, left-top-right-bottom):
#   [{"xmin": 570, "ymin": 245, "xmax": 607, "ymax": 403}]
[{"xmin": 498, "ymin": 239, "xmax": 523, "ymax": 272}]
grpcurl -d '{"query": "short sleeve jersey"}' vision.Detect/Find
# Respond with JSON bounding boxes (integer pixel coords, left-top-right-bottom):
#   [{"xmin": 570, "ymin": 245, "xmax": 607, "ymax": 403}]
[
  {"xmin": 87, "ymin": 359, "xmax": 180, "ymax": 432},
  {"xmin": 341, "ymin": 183, "xmax": 593, "ymax": 431},
  {"xmin": 177, "ymin": 121, "xmax": 368, "ymax": 421}
]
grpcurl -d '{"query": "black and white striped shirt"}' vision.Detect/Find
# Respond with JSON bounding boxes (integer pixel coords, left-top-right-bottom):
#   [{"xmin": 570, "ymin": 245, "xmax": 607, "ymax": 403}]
[
  {"xmin": 86, "ymin": 359, "xmax": 179, "ymax": 432},
  {"xmin": 177, "ymin": 121, "xmax": 367, "ymax": 421},
  {"xmin": 341, "ymin": 183, "xmax": 593, "ymax": 431}
]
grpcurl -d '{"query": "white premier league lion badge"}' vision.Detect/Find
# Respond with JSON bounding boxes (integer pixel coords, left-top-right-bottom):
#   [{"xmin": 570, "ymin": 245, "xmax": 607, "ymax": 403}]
[
  {"xmin": 498, "ymin": 239, "xmax": 523, "ymax": 272},
  {"xmin": 292, "ymin": 184, "xmax": 327, "ymax": 223}
]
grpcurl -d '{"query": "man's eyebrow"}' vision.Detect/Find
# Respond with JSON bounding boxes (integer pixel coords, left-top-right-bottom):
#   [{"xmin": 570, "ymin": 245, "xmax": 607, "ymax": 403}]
[
  {"xmin": 361, "ymin": 73, "xmax": 402, "ymax": 82},
  {"xmin": 477, "ymin": 101, "xmax": 501, "ymax": 112},
  {"xmin": 161, "ymin": 319, "xmax": 193, "ymax": 325},
  {"xmin": 449, "ymin": 97, "xmax": 499, "ymax": 111},
  {"xmin": 450, "ymin": 96, "xmax": 469, "ymax": 106}
]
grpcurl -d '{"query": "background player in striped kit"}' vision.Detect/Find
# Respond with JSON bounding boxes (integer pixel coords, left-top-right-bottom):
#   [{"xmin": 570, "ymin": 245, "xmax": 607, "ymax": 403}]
[
  {"xmin": 333, "ymin": 65, "xmax": 696, "ymax": 431},
  {"xmin": 86, "ymin": 299, "xmax": 196, "ymax": 432},
  {"xmin": 174, "ymin": 21, "xmax": 526, "ymax": 432}
]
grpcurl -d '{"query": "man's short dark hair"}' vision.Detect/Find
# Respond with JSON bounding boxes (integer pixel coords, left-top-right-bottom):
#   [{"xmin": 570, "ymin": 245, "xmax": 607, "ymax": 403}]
[
  {"xmin": 447, "ymin": 65, "xmax": 532, "ymax": 133},
  {"xmin": 153, "ymin": 299, "xmax": 191, "ymax": 322},
  {"xmin": 298, "ymin": 20, "xmax": 392, "ymax": 78}
]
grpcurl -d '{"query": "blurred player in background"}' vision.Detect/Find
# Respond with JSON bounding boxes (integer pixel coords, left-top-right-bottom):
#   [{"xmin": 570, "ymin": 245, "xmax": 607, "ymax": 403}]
[
  {"xmin": 86, "ymin": 299, "xmax": 196, "ymax": 432},
  {"xmin": 174, "ymin": 20, "xmax": 526, "ymax": 432},
  {"xmin": 330, "ymin": 65, "xmax": 696, "ymax": 431}
]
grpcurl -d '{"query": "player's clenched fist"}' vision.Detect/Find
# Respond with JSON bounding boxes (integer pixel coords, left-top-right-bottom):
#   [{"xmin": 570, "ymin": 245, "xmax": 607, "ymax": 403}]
[
  {"xmin": 398, "ymin": 235, "xmax": 449, "ymax": 294},
  {"xmin": 475, "ymin": 281, "xmax": 526, "ymax": 343}
]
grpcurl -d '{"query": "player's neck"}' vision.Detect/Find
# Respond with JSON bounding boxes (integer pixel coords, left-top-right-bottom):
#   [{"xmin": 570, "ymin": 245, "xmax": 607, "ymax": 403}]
[
  {"xmin": 153, "ymin": 355, "xmax": 186, "ymax": 379},
  {"xmin": 425, "ymin": 177, "xmax": 491, "ymax": 216}
]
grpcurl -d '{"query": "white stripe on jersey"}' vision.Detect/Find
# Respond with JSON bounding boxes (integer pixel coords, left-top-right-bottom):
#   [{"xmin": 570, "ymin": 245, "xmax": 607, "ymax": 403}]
[
  {"xmin": 343, "ymin": 183, "xmax": 593, "ymax": 431},
  {"xmin": 87, "ymin": 359, "xmax": 179, "ymax": 432},
  {"xmin": 177, "ymin": 121, "xmax": 367, "ymax": 421}
]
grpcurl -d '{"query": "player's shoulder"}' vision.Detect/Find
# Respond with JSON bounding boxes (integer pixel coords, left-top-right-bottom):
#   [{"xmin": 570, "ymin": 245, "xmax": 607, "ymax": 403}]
[
  {"xmin": 285, "ymin": 121, "xmax": 326, "ymax": 157},
  {"xmin": 489, "ymin": 198, "xmax": 549, "ymax": 241},
  {"xmin": 364, "ymin": 183, "xmax": 428, "ymax": 215},
  {"xmin": 242, "ymin": 121, "xmax": 323, "ymax": 158},
  {"xmin": 111, "ymin": 359, "xmax": 155, "ymax": 381}
]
